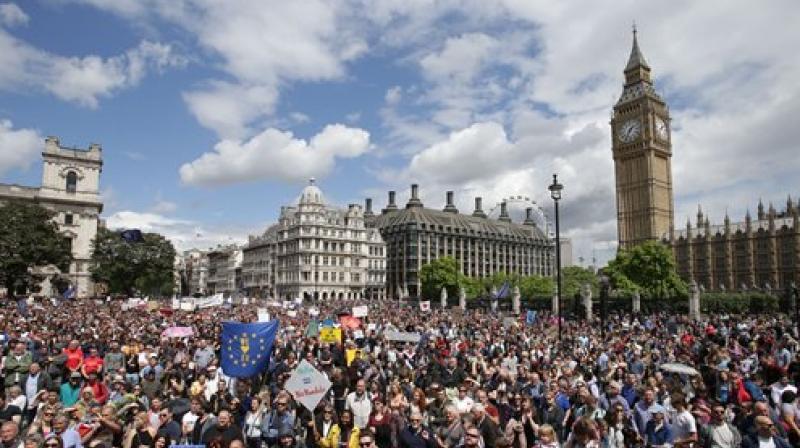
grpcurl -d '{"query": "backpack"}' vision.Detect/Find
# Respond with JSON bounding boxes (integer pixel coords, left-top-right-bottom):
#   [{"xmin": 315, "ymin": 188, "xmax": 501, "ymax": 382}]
[{"xmin": 743, "ymin": 381, "xmax": 766, "ymax": 402}]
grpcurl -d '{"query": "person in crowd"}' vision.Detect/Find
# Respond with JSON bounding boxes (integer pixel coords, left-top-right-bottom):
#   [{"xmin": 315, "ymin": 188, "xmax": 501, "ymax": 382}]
[{"xmin": 742, "ymin": 415, "xmax": 791, "ymax": 448}]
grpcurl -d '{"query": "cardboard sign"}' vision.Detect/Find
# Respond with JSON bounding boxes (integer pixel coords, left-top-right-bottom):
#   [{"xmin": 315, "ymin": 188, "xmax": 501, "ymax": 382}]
[
  {"xmin": 171, "ymin": 298, "xmax": 180, "ymax": 310},
  {"xmin": 367, "ymin": 323, "xmax": 377, "ymax": 332},
  {"xmin": 287, "ymin": 310, "xmax": 298, "ymax": 318},
  {"xmin": 352, "ymin": 305, "xmax": 368, "ymax": 318},
  {"xmin": 353, "ymin": 330, "xmax": 364, "ymax": 340},
  {"xmin": 419, "ymin": 301, "xmax": 430, "ymax": 312},
  {"xmin": 284, "ymin": 360, "xmax": 332, "ymax": 412},
  {"xmin": 319, "ymin": 327, "xmax": 342, "ymax": 344},
  {"xmin": 257, "ymin": 308, "xmax": 270, "ymax": 322},
  {"xmin": 308, "ymin": 307, "xmax": 320, "ymax": 317}
]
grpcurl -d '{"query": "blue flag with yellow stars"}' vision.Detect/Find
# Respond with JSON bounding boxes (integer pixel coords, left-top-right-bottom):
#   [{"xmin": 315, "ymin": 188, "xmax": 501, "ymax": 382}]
[{"xmin": 221, "ymin": 320, "xmax": 279, "ymax": 378}]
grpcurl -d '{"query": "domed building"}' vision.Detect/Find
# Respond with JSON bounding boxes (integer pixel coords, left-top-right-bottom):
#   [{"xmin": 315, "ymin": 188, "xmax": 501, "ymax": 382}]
[{"xmin": 243, "ymin": 179, "xmax": 386, "ymax": 301}]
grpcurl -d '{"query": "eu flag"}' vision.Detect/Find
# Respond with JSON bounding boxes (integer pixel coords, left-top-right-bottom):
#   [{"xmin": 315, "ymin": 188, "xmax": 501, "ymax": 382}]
[
  {"xmin": 221, "ymin": 321, "xmax": 279, "ymax": 378},
  {"xmin": 495, "ymin": 281, "xmax": 511, "ymax": 300}
]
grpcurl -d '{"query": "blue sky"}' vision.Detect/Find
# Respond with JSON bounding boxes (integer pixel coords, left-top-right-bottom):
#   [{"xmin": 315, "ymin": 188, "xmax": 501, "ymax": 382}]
[{"xmin": 1, "ymin": 0, "xmax": 799, "ymax": 266}]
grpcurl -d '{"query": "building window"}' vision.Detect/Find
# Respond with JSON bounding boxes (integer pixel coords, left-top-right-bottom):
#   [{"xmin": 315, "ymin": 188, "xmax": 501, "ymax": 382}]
[
  {"xmin": 65, "ymin": 213, "xmax": 74, "ymax": 225},
  {"xmin": 66, "ymin": 171, "xmax": 77, "ymax": 193}
]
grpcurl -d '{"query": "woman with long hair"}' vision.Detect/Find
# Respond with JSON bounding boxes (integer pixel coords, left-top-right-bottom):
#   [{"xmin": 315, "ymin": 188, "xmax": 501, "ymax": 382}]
[
  {"xmin": 387, "ymin": 382, "xmax": 408, "ymax": 414},
  {"xmin": 409, "ymin": 388, "xmax": 428, "ymax": 425},
  {"xmin": 367, "ymin": 401, "xmax": 392, "ymax": 448},
  {"xmin": 150, "ymin": 434, "xmax": 169, "ymax": 448}
]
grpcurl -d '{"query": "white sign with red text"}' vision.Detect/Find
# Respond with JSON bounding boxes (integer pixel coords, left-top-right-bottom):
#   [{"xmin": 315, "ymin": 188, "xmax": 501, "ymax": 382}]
[{"xmin": 284, "ymin": 360, "xmax": 331, "ymax": 411}]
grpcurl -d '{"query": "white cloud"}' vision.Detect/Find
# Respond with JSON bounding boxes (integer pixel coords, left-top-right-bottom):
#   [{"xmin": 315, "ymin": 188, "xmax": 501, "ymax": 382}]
[
  {"xmin": 385, "ymin": 86, "xmax": 402, "ymax": 105},
  {"xmin": 419, "ymin": 33, "xmax": 497, "ymax": 82},
  {"xmin": 183, "ymin": 82, "xmax": 278, "ymax": 140},
  {"xmin": 105, "ymin": 210, "xmax": 250, "ymax": 251},
  {"xmin": 0, "ymin": 119, "xmax": 41, "ymax": 176},
  {"xmin": 0, "ymin": 29, "xmax": 185, "ymax": 107},
  {"xmin": 0, "ymin": 3, "xmax": 28, "ymax": 27},
  {"xmin": 290, "ymin": 112, "xmax": 310, "ymax": 124},
  {"xmin": 179, "ymin": 124, "xmax": 370, "ymax": 186}
]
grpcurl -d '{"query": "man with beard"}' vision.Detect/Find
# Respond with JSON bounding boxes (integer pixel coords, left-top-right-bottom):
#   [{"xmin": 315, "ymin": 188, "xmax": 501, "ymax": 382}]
[
  {"xmin": 398, "ymin": 411, "xmax": 436, "ymax": 448},
  {"xmin": 202, "ymin": 410, "xmax": 242, "ymax": 446}
]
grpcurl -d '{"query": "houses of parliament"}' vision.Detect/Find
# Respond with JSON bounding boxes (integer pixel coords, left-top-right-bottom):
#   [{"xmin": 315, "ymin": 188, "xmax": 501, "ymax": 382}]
[{"xmin": 612, "ymin": 29, "xmax": 800, "ymax": 291}]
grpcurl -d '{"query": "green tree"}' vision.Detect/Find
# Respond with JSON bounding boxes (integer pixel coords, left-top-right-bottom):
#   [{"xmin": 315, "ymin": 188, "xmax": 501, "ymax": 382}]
[
  {"xmin": 519, "ymin": 275, "xmax": 554, "ymax": 298},
  {"xmin": 90, "ymin": 227, "xmax": 176, "ymax": 296},
  {"xmin": 460, "ymin": 276, "xmax": 486, "ymax": 299},
  {"xmin": 419, "ymin": 256, "xmax": 462, "ymax": 300},
  {"xmin": 604, "ymin": 241, "xmax": 687, "ymax": 299},
  {"xmin": 0, "ymin": 201, "xmax": 73, "ymax": 295},
  {"xmin": 562, "ymin": 266, "xmax": 599, "ymax": 297}
]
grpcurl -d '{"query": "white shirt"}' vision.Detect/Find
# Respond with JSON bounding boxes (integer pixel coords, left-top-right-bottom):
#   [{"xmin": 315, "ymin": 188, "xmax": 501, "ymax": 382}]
[
  {"xmin": 672, "ymin": 409, "xmax": 697, "ymax": 441},
  {"xmin": 454, "ymin": 396, "xmax": 474, "ymax": 415},
  {"xmin": 345, "ymin": 392, "xmax": 372, "ymax": 429},
  {"xmin": 758, "ymin": 436, "xmax": 776, "ymax": 448}
]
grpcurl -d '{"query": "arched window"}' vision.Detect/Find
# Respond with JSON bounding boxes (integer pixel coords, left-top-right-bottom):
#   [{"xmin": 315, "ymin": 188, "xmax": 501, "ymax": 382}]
[{"xmin": 66, "ymin": 171, "xmax": 77, "ymax": 193}]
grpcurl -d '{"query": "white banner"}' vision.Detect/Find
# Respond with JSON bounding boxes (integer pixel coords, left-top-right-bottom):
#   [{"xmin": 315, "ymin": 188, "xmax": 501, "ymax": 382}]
[
  {"xmin": 352, "ymin": 305, "xmax": 368, "ymax": 318},
  {"xmin": 171, "ymin": 298, "xmax": 180, "ymax": 310},
  {"xmin": 195, "ymin": 294, "xmax": 224, "ymax": 309},
  {"xmin": 384, "ymin": 330, "xmax": 422, "ymax": 343},
  {"xmin": 257, "ymin": 308, "xmax": 270, "ymax": 322},
  {"xmin": 285, "ymin": 360, "xmax": 332, "ymax": 412}
]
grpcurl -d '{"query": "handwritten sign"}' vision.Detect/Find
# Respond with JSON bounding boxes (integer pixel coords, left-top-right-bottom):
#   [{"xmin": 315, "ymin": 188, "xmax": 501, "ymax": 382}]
[
  {"xmin": 284, "ymin": 360, "xmax": 331, "ymax": 412},
  {"xmin": 257, "ymin": 308, "xmax": 270, "ymax": 322},
  {"xmin": 319, "ymin": 327, "xmax": 342, "ymax": 344},
  {"xmin": 352, "ymin": 305, "xmax": 368, "ymax": 318}
]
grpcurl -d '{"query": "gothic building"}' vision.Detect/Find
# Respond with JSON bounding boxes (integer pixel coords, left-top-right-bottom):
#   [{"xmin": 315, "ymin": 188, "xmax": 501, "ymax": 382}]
[
  {"xmin": 668, "ymin": 200, "xmax": 800, "ymax": 291},
  {"xmin": 365, "ymin": 185, "xmax": 553, "ymax": 299},
  {"xmin": 0, "ymin": 137, "xmax": 103, "ymax": 298},
  {"xmin": 612, "ymin": 28, "xmax": 675, "ymax": 249}
]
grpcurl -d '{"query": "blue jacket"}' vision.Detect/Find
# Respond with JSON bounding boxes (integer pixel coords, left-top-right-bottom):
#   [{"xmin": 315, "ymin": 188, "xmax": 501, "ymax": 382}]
[
  {"xmin": 644, "ymin": 421, "xmax": 672, "ymax": 446},
  {"xmin": 398, "ymin": 425, "xmax": 437, "ymax": 448}
]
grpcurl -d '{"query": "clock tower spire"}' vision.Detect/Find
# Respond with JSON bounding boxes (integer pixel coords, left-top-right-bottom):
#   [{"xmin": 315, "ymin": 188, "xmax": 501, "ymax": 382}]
[{"xmin": 611, "ymin": 27, "xmax": 675, "ymax": 249}]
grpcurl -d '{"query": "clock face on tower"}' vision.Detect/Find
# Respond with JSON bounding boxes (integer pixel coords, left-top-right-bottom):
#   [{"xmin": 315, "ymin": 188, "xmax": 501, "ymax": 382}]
[
  {"xmin": 618, "ymin": 119, "xmax": 641, "ymax": 143},
  {"xmin": 655, "ymin": 117, "xmax": 669, "ymax": 140}
]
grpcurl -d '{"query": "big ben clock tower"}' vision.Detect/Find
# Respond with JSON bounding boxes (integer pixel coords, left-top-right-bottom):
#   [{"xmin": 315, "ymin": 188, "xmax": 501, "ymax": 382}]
[{"xmin": 612, "ymin": 27, "xmax": 674, "ymax": 249}]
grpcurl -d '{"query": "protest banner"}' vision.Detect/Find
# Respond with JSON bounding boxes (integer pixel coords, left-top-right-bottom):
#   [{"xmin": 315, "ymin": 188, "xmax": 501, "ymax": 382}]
[
  {"xmin": 319, "ymin": 327, "xmax": 342, "ymax": 344},
  {"xmin": 162, "ymin": 326, "xmax": 194, "ymax": 338},
  {"xmin": 257, "ymin": 308, "xmax": 270, "ymax": 322},
  {"xmin": 284, "ymin": 360, "xmax": 332, "ymax": 412},
  {"xmin": 384, "ymin": 330, "xmax": 422, "ymax": 343},
  {"xmin": 352, "ymin": 305, "xmax": 368, "ymax": 318}
]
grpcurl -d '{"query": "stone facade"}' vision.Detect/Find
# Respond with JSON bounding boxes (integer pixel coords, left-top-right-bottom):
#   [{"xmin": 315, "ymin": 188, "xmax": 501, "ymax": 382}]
[
  {"xmin": 242, "ymin": 225, "xmax": 278, "ymax": 298},
  {"xmin": 366, "ymin": 185, "xmax": 553, "ymax": 299},
  {"xmin": 242, "ymin": 179, "xmax": 386, "ymax": 301},
  {"xmin": 612, "ymin": 29, "xmax": 674, "ymax": 249},
  {"xmin": 181, "ymin": 249, "xmax": 209, "ymax": 296},
  {"xmin": 0, "ymin": 136, "xmax": 103, "ymax": 298},
  {"xmin": 207, "ymin": 245, "xmax": 243, "ymax": 295},
  {"xmin": 667, "ymin": 200, "xmax": 800, "ymax": 291}
]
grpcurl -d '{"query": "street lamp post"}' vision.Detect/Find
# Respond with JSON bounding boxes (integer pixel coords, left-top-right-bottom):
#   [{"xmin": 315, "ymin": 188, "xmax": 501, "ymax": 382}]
[
  {"xmin": 549, "ymin": 174, "xmax": 564, "ymax": 345},
  {"xmin": 600, "ymin": 273, "xmax": 609, "ymax": 338}
]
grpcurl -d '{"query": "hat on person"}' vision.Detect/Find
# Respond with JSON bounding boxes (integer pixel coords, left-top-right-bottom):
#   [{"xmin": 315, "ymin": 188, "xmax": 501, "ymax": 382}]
[
  {"xmin": 112, "ymin": 375, "xmax": 125, "ymax": 384},
  {"xmin": 650, "ymin": 404, "xmax": 666, "ymax": 415},
  {"xmin": 70, "ymin": 371, "xmax": 82, "ymax": 379}
]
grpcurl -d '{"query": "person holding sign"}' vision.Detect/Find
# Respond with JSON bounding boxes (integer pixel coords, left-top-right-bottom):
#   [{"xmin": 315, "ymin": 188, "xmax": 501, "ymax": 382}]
[{"xmin": 309, "ymin": 403, "xmax": 340, "ymax": 448}]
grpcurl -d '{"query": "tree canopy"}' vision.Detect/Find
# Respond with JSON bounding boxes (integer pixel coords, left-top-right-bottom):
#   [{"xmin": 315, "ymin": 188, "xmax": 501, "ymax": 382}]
[
  {"xmin": 90, "ymin": 227, "xmax": 176, "ymax": 296},
  {"xmin": 419, "ymin": 256, "xmax": 462, "ymax": 300},
  {"xmin": 604, "ymin": 240, "xmax": 687, "ymax": 299},
  {"xmin": 0, "ymin": 201, "xmax": 72, "ymax": 295}
]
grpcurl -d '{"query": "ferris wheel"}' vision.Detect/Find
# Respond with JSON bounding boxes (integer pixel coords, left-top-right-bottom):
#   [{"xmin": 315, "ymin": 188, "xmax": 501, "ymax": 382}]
[{"xmin": 487, "ymin": 195, "xmax": 554, "ymax": 238}]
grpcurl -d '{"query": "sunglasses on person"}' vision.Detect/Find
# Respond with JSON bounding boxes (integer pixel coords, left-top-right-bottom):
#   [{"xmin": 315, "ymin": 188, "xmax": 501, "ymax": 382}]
[{"xmin": 466, "ymin": 432, "xmax": 480, "ymax": 438}]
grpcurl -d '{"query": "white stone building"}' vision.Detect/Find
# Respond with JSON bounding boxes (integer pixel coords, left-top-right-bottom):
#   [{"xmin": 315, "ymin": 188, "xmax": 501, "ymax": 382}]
[
  {"xmin": 0, "ymin": 137, "xmax": 103, "ymax": 298},
  {"xmin": 242, "ymin": 179, "xmax": 387, "ymax": 301}
]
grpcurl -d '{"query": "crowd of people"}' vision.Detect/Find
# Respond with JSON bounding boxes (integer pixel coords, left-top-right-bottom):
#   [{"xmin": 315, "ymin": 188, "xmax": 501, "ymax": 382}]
[{"xmin": 0, "ymin": 297, "xmax": 799, "ymax": 448}]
